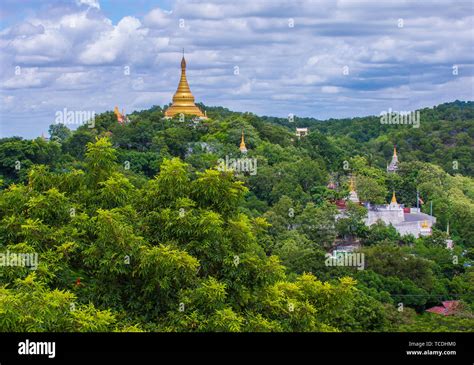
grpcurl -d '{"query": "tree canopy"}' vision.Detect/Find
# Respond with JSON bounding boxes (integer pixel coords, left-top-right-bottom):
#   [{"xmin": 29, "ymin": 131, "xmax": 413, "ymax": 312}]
[{"xmin": 1, "ymin": 101, "xmax": 473, "ymax": 332}]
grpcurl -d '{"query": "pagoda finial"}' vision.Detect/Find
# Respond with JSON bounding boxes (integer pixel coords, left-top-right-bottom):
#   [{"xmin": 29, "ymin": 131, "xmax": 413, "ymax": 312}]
[
  {"xmin": 391, "ymin": 191, "xmax": 398, "ymax": 204},
  {"xmin": 393, "ymin": 145, "xmax": 397, "ymax": 158},
  {"xmin": 181, "ymin": 51, "xmax": 186, "ymax": 69}
]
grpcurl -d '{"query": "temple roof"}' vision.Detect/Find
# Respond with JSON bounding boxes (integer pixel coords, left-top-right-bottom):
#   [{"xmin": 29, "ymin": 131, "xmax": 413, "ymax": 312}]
[
  {"xmin": 403, "ymin": 212, "xmax": 435, "ymax": 222},
  {"xmin": 426, "ymin": 300, "xmax": 460, "ymax": 316}
]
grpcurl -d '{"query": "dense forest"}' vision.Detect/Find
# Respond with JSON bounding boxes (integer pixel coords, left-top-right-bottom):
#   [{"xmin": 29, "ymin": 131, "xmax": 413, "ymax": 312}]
[{"xmin": 0, "ymin": 100, "xmax": 473, "ymax": 332}]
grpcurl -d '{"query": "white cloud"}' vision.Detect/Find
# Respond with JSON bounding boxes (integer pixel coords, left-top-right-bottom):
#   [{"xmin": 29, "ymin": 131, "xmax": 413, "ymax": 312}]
[
  {"xmin": 321, "ymin": 86, "xmax": 340, "ymax": 94},
  {"xmin": 76, "ymin": 0, "xmax": 100, "ymax": 10},
  {"xmin": 143, "ymin": 8, "xmax": 173, "ymax": 28},
  {"xmin": 2, "ymin": 68, "xmax": 54, "ymax": 89},
  {"xmin": 9, "ymin": 22, "xmax": 45, "ymax": 36},
  {"xmin": 8, "ymin": 29, "xmax": 71, "ymax": 64},
  {"xmin": 79, "ymin": 16, "xmax": 148, "ymax": 65}
]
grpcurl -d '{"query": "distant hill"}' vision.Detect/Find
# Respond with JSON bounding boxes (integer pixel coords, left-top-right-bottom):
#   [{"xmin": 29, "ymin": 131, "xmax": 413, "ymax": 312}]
[{"xmin": 253, "ymin": 100, "xmax": 474, "ymax": 176}]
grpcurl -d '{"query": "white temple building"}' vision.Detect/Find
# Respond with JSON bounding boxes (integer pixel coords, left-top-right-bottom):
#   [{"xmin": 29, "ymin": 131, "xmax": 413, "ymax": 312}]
[
  {"xmin": 338, "ymin": 175, "xmax": 436, "ymax": 238},
  {"xmin": 296, "ymin": 128, "xmax": 309, "ymax": 138},
  {"xmin": 364, "ymin": 192, "xmax": 436, "ymax": 238}
]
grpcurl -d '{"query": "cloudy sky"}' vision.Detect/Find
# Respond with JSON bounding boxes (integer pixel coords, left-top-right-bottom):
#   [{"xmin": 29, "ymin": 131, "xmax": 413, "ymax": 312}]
[{"xmin": 0, "ymin": 0, "xmax": 473, "ymax": 138}]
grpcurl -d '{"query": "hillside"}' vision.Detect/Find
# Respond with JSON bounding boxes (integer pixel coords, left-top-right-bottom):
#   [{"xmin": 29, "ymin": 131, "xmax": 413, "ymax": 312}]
[{"xmin": 0, "ymin": 101, "xmax": 473, "ymax": 332}]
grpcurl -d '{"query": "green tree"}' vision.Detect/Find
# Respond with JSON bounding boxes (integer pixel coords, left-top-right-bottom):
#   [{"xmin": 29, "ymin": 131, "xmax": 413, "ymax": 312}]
[
  {"xmin": 85, "ymin": 137, "xmax": 117, "ymax": 186},
  {"xmin": 49, "ymin": 123, "xmax": 71, "ymax": 142}
]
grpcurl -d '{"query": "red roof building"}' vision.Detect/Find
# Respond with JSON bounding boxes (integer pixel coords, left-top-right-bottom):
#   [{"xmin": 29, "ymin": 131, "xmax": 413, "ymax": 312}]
[
  {"xmin": 335, "ymin": 199, "xmax": 347, "ymax": 209},
  {"xmin": 426, "ymin": 300, "xmax": 460, "ymax": 316}
]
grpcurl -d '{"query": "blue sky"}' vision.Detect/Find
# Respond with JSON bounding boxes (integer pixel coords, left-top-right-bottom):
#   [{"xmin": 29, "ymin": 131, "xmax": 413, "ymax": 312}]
[{"xmin": 1, "ymin": 0, "xmax": 473, "ymax": 138}]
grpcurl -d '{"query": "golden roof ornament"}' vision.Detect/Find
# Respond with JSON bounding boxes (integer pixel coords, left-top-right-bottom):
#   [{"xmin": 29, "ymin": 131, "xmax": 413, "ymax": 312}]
[{"xmin": 164, "ymin": 50, "xmax": 207, "ymax": 119}]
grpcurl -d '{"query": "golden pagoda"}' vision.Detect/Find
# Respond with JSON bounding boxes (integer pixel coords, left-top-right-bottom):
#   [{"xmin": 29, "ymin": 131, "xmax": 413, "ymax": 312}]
[
  {"xmin": 240, "ymin": 130, "xmax": 248, "ymax": 153},
  {"xmin": 114, "ymin": 106, "xmax": 123, "ymax": 123},
  {"xmin": 391, "ymin": 191, "xmax": 398, "ymax": 204},
  {"xmin": 387, "ymin": 145, "xmax": 399, "ymax": 172},
  {"xmin": 389, "ymin": 191, "xmax": 400, "ymax": 210},
  {"xmin": 349, "ymin": 175, "xmax": 356, "ymax": 192},
  {"xmin": 347, "ymin": 175, "xmax": 359, "ymax": 203},
  {"xmin": 164, "ymin": 52, "xmax": 206, "ymax": 119}
]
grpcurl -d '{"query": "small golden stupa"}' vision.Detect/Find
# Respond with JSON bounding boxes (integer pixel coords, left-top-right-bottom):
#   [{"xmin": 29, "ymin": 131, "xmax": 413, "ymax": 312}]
[
  {"xmin": 349, "ymin": 175, "xmax": 356, "ymax": 192},
  {"xmin": 114, "ymin": 106, "xmax": 124, "ymax": 123},
  {"xmin": 240, "ymin": 130, "xmax": 248, "ymax": 153},
  {"xmin": 164, "ymin": 51, "xmax": 206, "ymax": 119},
  {"xmin": 347, "ymin": 175, "xmax": 360, "ymax": 203},
  {"xmin": 391, "ymin": 191, "xmax": 398, "ymax": 204}
]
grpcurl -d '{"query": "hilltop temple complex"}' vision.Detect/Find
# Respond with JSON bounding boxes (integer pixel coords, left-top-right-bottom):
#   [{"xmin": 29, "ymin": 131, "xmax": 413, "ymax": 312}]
[
  {"xmin": 337, "ymin": 148, "xmax": 436, "ymax": 239},
  {"xmin": 161, "ymin": 59, "xmax": 436, "ymax": 240},
  {"xmin": 164, "ymin": 54, "xmax": 207, "ymax": 119},
  {"xmin": 363, "ymin": 191, "xmax": 435, "ymax": 238}
]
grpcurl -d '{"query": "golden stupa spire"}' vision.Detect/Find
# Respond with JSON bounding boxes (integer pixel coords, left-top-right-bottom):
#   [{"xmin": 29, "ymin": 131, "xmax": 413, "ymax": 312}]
[
  {"xmin": 347, "ymin": 174, "xmax": 359, "ymax": 203},
  {"xmin": 391, "ymin": 191, "xmax": 398, "ymax": 204},
  {"xmin": 393, "ymin": 146, "xmax": 397, "ymax": 158},
  {"xmin": 240, "ymin": 130, "xmax": 248, "ymax": 153},
  {"xmin": 164, "ymin": 50, "xmax": 206, "ymax": 119},
  {"xmin": 114, "ymin": 106, "xmax": 123, "ymax": 123},
  {"xmin": 349, "ymin": 175, "xmax": 356, "ymax": 192}
]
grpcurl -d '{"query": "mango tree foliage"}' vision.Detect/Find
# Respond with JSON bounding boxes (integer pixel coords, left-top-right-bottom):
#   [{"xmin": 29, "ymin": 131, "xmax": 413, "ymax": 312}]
[
  {"xmin": 85, "ymin": 137, "xmax": 117, "ymax": 186},
  {"xmin": 0, "ymin": 274, "xmax": 118, "ymax": 332}
]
